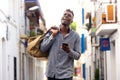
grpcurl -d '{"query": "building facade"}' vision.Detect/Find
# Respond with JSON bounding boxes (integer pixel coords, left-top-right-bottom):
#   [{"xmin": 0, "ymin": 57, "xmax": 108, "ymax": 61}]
[
  {"xmin": 0, "ymin": 0, "xmax": 25, "ymax": 80},
  {"xmin": 88, "ymin": 0, "xmax": 120, "ymax": 80}
]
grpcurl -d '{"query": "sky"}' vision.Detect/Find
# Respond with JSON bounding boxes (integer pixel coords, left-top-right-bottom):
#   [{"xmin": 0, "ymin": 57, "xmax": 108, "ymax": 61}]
[{"xmin": 39, "ymin": 0, "xmax": 80, "ymax": 29}]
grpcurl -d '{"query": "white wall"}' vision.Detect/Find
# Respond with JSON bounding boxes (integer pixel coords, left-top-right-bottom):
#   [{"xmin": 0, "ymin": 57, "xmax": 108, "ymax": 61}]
[
  {"xmin": 0, "ymin": 0, "xmax": 25, "ymax": 80},
  {"xmin": 0, "ymin": 0, "xmax": 9, "ymax": 79},
  {"xmin": 106, "ymin": 29, "xmax": 120, "ymax": 80},
  {"xmin": 116, "ymin": 29, "xmax": 120, "ymax": 80}
]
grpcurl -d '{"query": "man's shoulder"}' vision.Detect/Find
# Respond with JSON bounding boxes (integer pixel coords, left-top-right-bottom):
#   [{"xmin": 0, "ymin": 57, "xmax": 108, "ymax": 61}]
[
  {"xmin": 70, "ymin": 30, "xmax": 80, "ymax": 40},
  {"xmin": 72, "ymin": 30, "xmax": 79, "ymax": 36}
]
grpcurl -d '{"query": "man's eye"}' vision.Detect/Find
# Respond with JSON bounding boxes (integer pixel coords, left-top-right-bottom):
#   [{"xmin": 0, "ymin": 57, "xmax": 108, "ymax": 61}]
[
  {"xmin": 64, "ymin": 13, "xmax": 67, "ymax": 16},
  {"xmin": 68, "ymin": 14, "xmax": 72, "ymax": 17},
  {"xmin": 64, "ymin": 13, "xmax": 71, "ymax": 17}
]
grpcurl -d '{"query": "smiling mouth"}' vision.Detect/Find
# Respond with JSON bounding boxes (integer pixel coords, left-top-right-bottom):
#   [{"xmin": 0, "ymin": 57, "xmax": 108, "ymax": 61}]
[
  {"xmin": 63, "ymin": 19, "xmax": 69, "ymax": 21},
  {"xmin": 62, "ymin": 19, "xmax": 68, "ymax": 22}
]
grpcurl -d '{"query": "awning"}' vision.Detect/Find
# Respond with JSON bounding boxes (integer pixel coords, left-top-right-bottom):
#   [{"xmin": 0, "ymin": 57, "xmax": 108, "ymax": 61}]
[{"xmin": 96, "ymin": 23, "xmax": 118, "ymax": 36}]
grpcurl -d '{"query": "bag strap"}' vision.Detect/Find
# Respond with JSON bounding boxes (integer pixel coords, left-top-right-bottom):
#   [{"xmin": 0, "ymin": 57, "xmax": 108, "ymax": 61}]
[{"xmin": 43, "ymin": 29, "xmax": 52, "ymax": 36}]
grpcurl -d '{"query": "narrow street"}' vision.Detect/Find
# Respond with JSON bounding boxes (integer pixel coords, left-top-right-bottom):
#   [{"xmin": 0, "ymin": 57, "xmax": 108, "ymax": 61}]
[{"xmin": 0, "ymin": 0, "xmax": 120, "ymax": 80}]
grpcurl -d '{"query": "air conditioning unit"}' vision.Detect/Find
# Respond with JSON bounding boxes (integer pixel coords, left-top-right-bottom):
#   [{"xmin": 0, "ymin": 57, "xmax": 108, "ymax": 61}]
[{"xmin": 106, "ymin": 4, "xmax": 116, "ymax": 22}]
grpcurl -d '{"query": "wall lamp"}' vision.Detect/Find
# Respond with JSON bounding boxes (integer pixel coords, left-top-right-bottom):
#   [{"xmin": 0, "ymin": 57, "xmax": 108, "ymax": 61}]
[{"xmin": 28, "ymin": 6, "xmax": 39, "ymax": 11}]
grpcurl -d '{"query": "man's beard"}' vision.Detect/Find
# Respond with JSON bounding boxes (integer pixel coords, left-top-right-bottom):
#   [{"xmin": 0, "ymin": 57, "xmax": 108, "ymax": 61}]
[
  {"xmin": 61, "ymin": 20, "xmax": 70, "ymax": 27},
  {"xmin": 62, "ymin": 23, "xmax": 67, "ymax": 26}
]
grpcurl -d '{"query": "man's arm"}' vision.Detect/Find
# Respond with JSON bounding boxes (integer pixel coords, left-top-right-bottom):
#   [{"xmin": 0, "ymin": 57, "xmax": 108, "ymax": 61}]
[{"xmin": 40, "ymin": 26, "xmax": 59, "ymax": 52}]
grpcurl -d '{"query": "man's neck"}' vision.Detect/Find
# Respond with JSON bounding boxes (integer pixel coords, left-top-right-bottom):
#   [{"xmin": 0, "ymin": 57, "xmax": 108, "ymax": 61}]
[{"xmin": 60, "ymin": 24, "xmax": 70, "ymax": 35}]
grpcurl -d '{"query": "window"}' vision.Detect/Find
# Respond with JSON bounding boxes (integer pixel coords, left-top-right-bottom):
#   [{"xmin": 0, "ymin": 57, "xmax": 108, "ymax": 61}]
[{"xmin": 106, "ymin": 4, "xmax": 116, "ymax": 22}]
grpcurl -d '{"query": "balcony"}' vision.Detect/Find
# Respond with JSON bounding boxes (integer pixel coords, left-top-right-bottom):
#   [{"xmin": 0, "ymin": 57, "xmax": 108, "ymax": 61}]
[
  {"xmin": 90, "ymin": 2, "xmax": 119, "ymax": 36},
  {"xmin": 96, "ymin": 23, "xmax": 118, "ymax": 36},
  {"xmin": 24, "ymin": 0, "xmax": 46, "ymax": 37},
  {"xmin": 25, "ymin": 0, "xmax": 40, "ymax": 23}
]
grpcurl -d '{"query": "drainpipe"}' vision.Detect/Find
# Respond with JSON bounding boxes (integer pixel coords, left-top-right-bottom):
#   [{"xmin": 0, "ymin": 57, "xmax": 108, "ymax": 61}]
[{"xmin": 104, "ymin": 51, "xmax": 107, "ymax": 80}]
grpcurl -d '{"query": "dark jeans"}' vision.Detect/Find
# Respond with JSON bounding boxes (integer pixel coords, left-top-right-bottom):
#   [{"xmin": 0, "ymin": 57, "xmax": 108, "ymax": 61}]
[{"xmin": 48, "ymin": 77, "xmax": 72, "ymax": 80}]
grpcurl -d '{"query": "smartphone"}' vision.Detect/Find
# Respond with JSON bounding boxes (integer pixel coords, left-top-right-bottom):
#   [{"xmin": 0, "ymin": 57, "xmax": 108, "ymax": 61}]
[{"xmin": 62, "ymin": 43, "xmax": 68, "ymax": 46}]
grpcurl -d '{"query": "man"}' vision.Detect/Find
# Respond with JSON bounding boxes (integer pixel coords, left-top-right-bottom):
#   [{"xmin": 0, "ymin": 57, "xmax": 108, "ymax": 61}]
[{"xmin": 40, "ymin": 9, "xmax": 81, "ymax": 80}]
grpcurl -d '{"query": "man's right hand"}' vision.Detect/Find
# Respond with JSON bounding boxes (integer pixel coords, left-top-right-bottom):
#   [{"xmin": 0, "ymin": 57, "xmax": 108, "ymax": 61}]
[{"xmin": 50, "ymin": 26, "xmax": 59, "ymax": 37}]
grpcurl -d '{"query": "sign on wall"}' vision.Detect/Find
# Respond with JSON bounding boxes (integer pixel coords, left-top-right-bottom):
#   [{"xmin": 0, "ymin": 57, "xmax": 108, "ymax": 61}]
[{"xmin": 100, "ymin": 38, "xmax": 110, "ymax": 51}]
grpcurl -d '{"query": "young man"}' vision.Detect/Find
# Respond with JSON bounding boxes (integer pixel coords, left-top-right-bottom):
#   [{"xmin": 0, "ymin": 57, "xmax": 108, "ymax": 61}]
[{"xmin": 40, "ymin": 9, "xmax": 81, "ymax": 80}]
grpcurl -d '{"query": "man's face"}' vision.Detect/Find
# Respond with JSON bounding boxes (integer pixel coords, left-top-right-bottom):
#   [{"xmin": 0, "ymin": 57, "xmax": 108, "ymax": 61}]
[{"xmin": 61, "ymin": 11, "xmax": 73, "ymax": 26}]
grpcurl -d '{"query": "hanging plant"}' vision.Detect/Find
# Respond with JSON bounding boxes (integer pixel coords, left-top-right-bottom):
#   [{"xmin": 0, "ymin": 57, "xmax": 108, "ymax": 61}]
[{"xmin": 29, "ymin": 31, "xmax": 36, "ymax": 37}]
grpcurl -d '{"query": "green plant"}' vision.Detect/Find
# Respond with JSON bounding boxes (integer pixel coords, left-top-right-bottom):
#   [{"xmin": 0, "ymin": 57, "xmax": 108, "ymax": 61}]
[
  {"xmin": 85, "ymin": 23, "xmax": 89, "ymax": 27},
  {"xmin": 70, "ymin": 21, "xmax": 77, "ymax": 31},
  {"xmin": 94, "ymin": 68, "xmax": 99, "ymax": 80},
  {"xmin": 37, "ymin": 28, "xmax": 44, "ymax": 35},
  {"xmin": 29, "ymin": 31, "xmax": 36, "ymax": 37},
  {"xmin": 85, "ymin": 23, "xmax": 91, "ymax": 30}
]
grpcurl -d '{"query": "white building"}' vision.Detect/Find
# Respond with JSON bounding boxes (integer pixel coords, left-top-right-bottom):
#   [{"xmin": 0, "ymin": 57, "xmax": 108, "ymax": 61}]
[
  {"xmin": 0, "ymin": 0, "xmax": 25, "ymax": 80},
  {"xmin": 88, "ymin": 0, "xmax": 120, "ymax": 80}
]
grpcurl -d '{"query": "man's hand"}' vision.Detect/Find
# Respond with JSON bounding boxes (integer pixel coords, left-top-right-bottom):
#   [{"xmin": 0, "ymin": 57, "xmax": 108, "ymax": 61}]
[
  {"xmin": 62, "ymin": 43, "xmax": 70, "ymax": 53},
  {"xmin": 50, "ymin": 26, "xmax": 59, "ymax": 37}
]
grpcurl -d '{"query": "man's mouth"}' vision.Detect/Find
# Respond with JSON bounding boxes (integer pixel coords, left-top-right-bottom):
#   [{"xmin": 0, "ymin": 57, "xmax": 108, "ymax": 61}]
[{"xmin": 63, "ymin": 19, "xmax": 68, "ymax": 21}]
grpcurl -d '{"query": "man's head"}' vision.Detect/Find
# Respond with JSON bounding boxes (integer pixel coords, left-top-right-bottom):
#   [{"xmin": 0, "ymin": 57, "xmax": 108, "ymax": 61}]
[{"xmin": 61, "ymin": 9, "xmax": 74, "ymax": 26}]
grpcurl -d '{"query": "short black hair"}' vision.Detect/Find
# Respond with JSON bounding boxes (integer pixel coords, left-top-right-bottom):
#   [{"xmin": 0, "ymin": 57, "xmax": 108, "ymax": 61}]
[{"xmin": 65, "ymin": 9, "xmax": 74, "ymax": 16}]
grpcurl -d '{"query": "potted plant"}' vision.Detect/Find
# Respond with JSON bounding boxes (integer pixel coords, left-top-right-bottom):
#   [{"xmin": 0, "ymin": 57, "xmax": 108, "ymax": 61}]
[
  {"xmin": 29, "ymin": 31, "xmax": 36, "ymax": 37},
  {"xmin": 94, "ymin": 68, "xmax": 99, "ymax": 80},
  {"xmin": 30, "ymin": 22, "xmax": 35, "ymax": 30}
]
